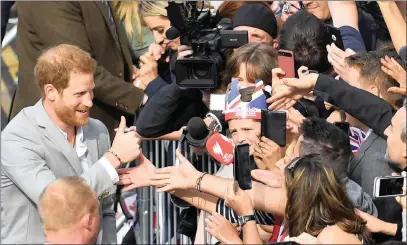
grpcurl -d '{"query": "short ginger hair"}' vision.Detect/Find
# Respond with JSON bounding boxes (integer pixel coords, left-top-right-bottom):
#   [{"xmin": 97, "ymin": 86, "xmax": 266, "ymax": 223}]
[
  {"xmin": 34, "ymin": 44, "xmax": 97, "ymax": 96},
  {"xmin": 38, "ymin": 176, "xmax": 99, "ymax": 232}
]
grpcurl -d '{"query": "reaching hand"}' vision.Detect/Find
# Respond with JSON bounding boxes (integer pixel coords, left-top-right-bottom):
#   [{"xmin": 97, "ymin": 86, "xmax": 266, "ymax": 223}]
[
  {"xmin": 205, "ymin": 212, "xmax": 242, "ymax": 245},
  {"xmin": 117, "ymin": 153, "xmax": 156, "ymax": 191},
  {"xmin": 267, "ymin": 72, "xmax": 319, "ymax": 111},
  {"xmin": 392, "ymin": 173, "xmax": 406, "ymax": 210},
  {"xmin": 381, "ymin": 56, "xmax": 406, "ymax": 95},
  {"xmin": 355, "ymin": 209, "xmax": 385, "ymax": 233},
  {"xmin": 177, "ymin": 45, "xmax": 193, "ymax": 60},
  {"xmin": 110, "ymin": 116, "xmax": 141, "ymax": 165},
  {"xmin": 251, "ymin": 169, "xmax": 283, "ymax": 188},
  {"xmin": 151, "ymin": 148, "xmax": 201, "ymax": 192},
  {"xmin": 253, "ymin": 137, "xmax": 283, "ymax": 173},
  {"xmin": 289, "ymin": 232, "xmax": 320, "ymax": 244},
  {"xmin": 139, "ymin": 53, "xmax": 158, "ymax": 89},
  {"xmin": 327, "ymin": 43, "xmax": 356, "ymax": 83},
  {"xmin": 225, "ymin": 181, "xmax": 254, "ymax": 216},
  {"xmin": 148, "ymin": 43, "xmax": 166, "ymax": 61}
]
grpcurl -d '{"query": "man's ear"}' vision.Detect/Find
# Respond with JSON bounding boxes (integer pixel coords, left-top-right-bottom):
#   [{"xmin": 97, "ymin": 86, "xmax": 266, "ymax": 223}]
[
  {"xmin": 44, "ymin": 84, "xmax": 58, "ymax": 101},
  {"xmin": 81, "ymin": 213, "xmax": 93, "ymax": 231},
  {"xmin": 273, "ymin": 39, "xmax": 279, "ymax": 49}
]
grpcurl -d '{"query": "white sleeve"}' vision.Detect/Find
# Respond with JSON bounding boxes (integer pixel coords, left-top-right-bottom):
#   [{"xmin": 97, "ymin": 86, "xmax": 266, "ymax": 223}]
[{"xmin": 99, "ymin": 156, "xmax": 119, "ymax": 184}]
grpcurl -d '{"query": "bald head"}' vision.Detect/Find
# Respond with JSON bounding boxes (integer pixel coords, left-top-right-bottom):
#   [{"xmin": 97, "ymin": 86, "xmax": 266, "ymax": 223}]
[
  {"xmin": 38, "ymin": 176, "xmax": 99, "ymax": 233},
  {"xmin": 34, "ymin": 44, "xmax": 97, "ymax": 97}
]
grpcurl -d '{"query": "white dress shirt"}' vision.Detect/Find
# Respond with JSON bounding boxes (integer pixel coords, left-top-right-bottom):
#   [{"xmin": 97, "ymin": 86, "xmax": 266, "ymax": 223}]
[{"xmin": 59, "ymin": 127, "xmax": 119, "ymax": 184}]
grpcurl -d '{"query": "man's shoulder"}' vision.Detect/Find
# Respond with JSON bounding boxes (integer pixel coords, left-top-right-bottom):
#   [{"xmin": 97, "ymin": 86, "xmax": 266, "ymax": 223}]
[{"xmin": 2, "ymin": 106, "xmax": 38, "ymax": 136}]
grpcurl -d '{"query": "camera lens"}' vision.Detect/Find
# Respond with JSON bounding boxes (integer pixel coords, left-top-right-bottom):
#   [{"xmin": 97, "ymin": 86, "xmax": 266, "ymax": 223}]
[{"xmin": 191, "ymin": 64, "xmax": 210, "ymax": 79}]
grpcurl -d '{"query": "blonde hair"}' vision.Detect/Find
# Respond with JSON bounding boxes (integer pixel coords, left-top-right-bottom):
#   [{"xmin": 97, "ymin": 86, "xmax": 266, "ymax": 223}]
[
  {"xmin": 34, "ymin": 44, "xmax": 96, "ymax": 96},
  {"xmin": 112, "ymin": 1, "xmax": 143, "ymax": 43},
  {"xmin": 139, "ymin": 1, "xmax": 168, "ymax": 19},
  {"xmin": 38, "ymin": 177, "xmax": 99, "ymax": 232}
]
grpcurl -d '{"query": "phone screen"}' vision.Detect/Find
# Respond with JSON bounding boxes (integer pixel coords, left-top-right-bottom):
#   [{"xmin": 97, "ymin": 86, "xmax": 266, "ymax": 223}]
[
  {"xmin": 234, "ymin": 144, "xmax": 252, "ymax": 190},
  {"xmin": 376, "ymin": 177, "xmax": 405, "ymax": 197},
  {"xmin": 278, "ymin": 50, "xmax": 295, "ymax": 78}
]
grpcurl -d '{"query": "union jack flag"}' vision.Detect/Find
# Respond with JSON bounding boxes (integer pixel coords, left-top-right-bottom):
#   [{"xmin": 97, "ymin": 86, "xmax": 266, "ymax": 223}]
[
  {"xmin": 224, "ymin": 79, "xmax": 268, "ymax": 121},
  {"xmin": 349, "ymin": 127, "xmax": 368, "ymax": 156}
]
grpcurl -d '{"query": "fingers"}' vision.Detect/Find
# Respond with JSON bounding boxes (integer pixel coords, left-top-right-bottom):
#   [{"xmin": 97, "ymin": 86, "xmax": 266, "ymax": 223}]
[
  {"xmin": 148, "ymin": 44, "xmax": 165, "ymax": 60},
  {"xmin": 261, "ymin": 136, "xmax": 278, "ymax": 148},
  {"xmin": 150, "ymin": 179, "xmax": 171, "ymax": 187},
  {"xmin": 156, "ymin": 185, "xmax": 175, "ymax": 193},
  {"xmin": 139, "ymin": 54, "xmax": 155, "ymax": 66},
  {"xmin": 123, "ymin": 183, "xmax": 139, "ymax": 192},
  {"xmin": 298, "ymin": 66, "xmax": 309, "ymax": 78},
  {"xmin": 154, "ymin": 167, "xmax": 174, "ymax": 175},
  {"xmin": 251, "ymin": 169, "xmax": 282, "ymax": 188},
  {"xmin": 117, "ymin": 116, "xmax": 126, "ymax": 134},
  {"xmin": 117, "ymin": 167, "xmax": 133, "ymax": 174},
  {"xmin": 387, "ymin": 87, "xmax": 407, "ymax": 95},
  {"xmin": 272, "ymin": 68, "xmax": 286, "ymax": 77},
  {"xmin": 175, "ymin": 148, "xmax": 187, "ymax": 163},
  {"xmin": 117, "ymin": 177, "xmax": 132, "ymax": 186},
  {"xmin": 345, "ymin": 48, "xmax": 356, "ymax": 55}
]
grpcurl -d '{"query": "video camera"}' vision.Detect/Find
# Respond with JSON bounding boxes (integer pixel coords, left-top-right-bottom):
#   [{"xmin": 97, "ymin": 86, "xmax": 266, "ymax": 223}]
[{"xmin": 165, "ymin": 1, "xmax": 248, "ymax": 89}]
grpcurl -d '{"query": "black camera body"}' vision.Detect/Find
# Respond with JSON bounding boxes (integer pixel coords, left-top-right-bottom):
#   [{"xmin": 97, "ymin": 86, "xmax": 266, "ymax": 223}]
[{"xmin": 166, "ymin": 1, "xmax": 248, "ymax": 89}]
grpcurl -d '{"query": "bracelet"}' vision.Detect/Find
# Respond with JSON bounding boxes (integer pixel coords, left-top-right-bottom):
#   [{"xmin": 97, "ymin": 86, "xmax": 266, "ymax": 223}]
[
  {"xmin": 196, "ymin": 172, "xmax": 207, "ymax": 192},
  {"xmin": 108, "ymin": 149, "xmax": 122, "ymax": 164}
]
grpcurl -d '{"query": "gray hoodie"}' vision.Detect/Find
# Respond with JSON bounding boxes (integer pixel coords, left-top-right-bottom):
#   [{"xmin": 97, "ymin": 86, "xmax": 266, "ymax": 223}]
[{"xmin": 344, "ymin": 177, "xmax": 378, "ymax": 217}]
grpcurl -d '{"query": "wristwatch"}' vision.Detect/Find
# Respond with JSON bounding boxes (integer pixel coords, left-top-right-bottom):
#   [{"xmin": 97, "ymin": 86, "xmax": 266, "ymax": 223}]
[{"xmin": 237, "ymin": 214, "xmax": 255, "ymax": 227}]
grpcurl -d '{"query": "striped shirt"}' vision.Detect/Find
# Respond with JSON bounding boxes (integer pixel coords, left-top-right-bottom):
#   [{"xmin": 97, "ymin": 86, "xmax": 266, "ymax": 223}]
[{"xmin": 216, "ymin": 199, "xmax": 275, "ymax": 225}]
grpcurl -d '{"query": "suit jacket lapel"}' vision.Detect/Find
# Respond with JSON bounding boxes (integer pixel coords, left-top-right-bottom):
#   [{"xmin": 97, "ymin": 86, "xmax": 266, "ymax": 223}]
[
  {"xmin": 94, "ymin": 2, "xmax": 133, "ymax": 73},
  {"xmin": 94, "ymin": 2, "xmax": 121, "ymax": 52},
  {"xmin": 82, "ymin": 126, "xmax": 99, "ymax": 164},
  {"xmin": 34, "ymin": 101, "xmax": 83, "ymax": 175},
  {"xmin": 348, "ymin": 132, "xmax": 379, "ymax": 175}
]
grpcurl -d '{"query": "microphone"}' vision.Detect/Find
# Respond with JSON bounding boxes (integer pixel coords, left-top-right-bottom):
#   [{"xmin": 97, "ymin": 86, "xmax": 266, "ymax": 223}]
[
  {"xmin": 185, "ymin": 117, "xmax": 210, "ymax": 148},
  {"xmin": 166, "ymin": 26, "xmax": 182, "ymax": 40},
  {"xmin": 206, "ymin": 133, "xmax": 234, "ymax": 165}
]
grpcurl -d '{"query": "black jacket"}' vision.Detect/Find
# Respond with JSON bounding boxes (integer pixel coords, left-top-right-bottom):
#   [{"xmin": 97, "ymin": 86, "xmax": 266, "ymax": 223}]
[
  {"xmin": 314, "ymin": 74, "xmax": 396, "ymax": 139},
  {"xmin": 136, "ymin": 82, "xmax": 208, "ymax": 138}
]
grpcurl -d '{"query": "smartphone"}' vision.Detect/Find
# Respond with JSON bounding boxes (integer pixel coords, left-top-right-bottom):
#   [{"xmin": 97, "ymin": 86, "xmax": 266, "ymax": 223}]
[
  {"xmin": 373, "ymin": 176, "xmax": 406, "ymax": 198},
  {"xmin": 234, "ymin": 143, "xmax": 252, "ymax": 190},
  {"xmin": 326, "ymin": 25, "xmax": 345, "ymax": 51},
  {"xmin": 333, "ymin": 121, "xmax": 350, "ymax": 136},
  {"xmin": 278, "ymin": 50, "xmax": 295, "ymax": 78},
  {"xmin": 261, "ymin": 110, "xmax": 287, "ymax": 147}
]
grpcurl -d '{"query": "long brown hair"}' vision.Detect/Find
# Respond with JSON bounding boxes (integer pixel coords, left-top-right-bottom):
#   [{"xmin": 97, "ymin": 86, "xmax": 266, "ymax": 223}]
[
  {"xmin": 221, "ymin": 42, "xmax": 278, "ymax": 93},
  {"xmin": 284, "ymin": 154, "xmax": 370, "ymax": 242}
]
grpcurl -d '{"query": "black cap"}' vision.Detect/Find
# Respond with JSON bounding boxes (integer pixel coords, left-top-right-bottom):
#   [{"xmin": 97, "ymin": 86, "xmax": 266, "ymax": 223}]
[{"xmin": 232, "ymin": 4, "xmax": 278, "ymax": 39}]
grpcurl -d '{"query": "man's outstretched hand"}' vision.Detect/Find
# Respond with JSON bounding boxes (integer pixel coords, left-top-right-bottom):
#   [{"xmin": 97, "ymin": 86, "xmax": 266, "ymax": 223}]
[
  {"xmin": 267, "ymin": 68, "xmax": 319, "ymax": 111},
  {"xmin": 117, "ymin": 153, "xmax": 156, "ymax": 191}
]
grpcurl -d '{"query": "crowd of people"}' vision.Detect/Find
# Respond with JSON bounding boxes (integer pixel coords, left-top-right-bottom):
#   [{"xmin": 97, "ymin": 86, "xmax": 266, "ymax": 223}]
[{"xmin": 1, "ymin": 1, "xmax": 406, "ymax": 244}]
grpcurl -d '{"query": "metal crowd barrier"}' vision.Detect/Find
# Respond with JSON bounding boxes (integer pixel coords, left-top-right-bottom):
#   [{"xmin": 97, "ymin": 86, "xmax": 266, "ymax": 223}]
[{"xmin": 135, "ymin": 140, "xmax": 219, "ymax": 245}]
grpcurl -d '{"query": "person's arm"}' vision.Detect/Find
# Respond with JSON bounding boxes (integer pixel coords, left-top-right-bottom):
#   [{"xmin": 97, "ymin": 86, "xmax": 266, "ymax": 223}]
[
  {"xmin": 377, "ymin": 1, "xmax": 407, "ymax": 53},
  {"xmin": 199, "ymin": 174, "xmax": 286, "ymax": 216},
  {"xmin": 29, "ymin": 1, "xmax": 144, "ymax": 114},
  {"xmin": 314, "ymin": 74, "xmax": 396, "ymax": 138},
  {"xmin": 136, "ymin": 83, "xmax": 208, "ymax": 138},
  {"xmin": 328, "ymin": 1, "xmax": 359, "ymax": 30},
  {"xmin": 1, "ymin": 117, "xmax": 140, "ymax": 204}
]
